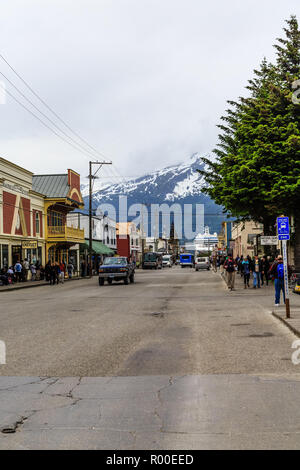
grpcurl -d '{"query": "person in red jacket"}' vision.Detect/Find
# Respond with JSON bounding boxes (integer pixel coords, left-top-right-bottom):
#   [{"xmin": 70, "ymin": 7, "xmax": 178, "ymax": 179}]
[{"xmin": 59, "ymin": 261, "xmax": 66, "ymax": 284}]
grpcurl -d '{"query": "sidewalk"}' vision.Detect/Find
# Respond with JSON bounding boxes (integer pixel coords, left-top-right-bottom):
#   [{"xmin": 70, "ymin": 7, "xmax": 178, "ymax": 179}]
[
  {"xmin": 0, "ymin": 276, "xmax": 85, "ymax": 292},
  {"xmin": 219, "ymin": 268, "xmax": 300, "ymax": 338}
]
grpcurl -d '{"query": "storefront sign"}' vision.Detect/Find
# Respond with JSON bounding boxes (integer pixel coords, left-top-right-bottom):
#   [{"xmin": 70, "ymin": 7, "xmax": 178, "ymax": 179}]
[
  {"xmin": 22, "ymin": 241, "xmax": 38, "ymax": 249},
  {"xmin": 3, "ymin": 181, "xmax": 29, "ymax": 196},
  {"xmin": 261, "ymin": 236, "xmax": 278, "ymax": 245}
]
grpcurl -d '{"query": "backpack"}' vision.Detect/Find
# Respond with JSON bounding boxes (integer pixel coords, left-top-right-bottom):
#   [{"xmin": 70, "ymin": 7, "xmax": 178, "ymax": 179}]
[
  {"xmin": 226, "ymin": 260, "xmax": 235, "ymax": 272},
  {"xmin": 277, "ymin": 263, "xmax": 284, "ymax": 279},
  {"xmin": 15, "ymin": 263, "xmax": 22, "ymax": 272},
  {"xmin": 243, "ymin": 261, "xmax": 250, "ymax": 275}
]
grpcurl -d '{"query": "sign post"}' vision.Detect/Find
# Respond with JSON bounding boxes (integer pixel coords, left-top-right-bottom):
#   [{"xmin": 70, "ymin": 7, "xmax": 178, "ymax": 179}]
[{"xmin": 277, "ymin": 217, "xmax": 290, "ymax": 319}]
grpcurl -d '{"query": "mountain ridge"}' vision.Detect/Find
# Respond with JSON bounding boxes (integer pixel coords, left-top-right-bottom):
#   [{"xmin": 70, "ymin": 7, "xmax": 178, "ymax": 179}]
[{"xmin": 81, "ymin": 153, "xmax": 225, "ymax": 239}]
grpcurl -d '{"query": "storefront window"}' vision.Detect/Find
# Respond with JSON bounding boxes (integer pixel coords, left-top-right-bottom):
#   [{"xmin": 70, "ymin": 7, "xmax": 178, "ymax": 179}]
[
  {"xmin": 47, "ymin": 211, "xmax": 64, "ymax": 227},
  {"xmin": 0, "ymin": 245, "xmax": 9, "ymax": 269},
  {"xmin": 35, "ymin": 212, "xmax": 40, "ymax": 235}
]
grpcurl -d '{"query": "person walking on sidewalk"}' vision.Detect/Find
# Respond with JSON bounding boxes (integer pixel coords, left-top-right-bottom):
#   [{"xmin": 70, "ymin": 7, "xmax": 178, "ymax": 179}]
[
  {"xmin": 269, "ymin": 255, "xmax": 291, "ymax": 307},
  {"xmin": 49, "ymin": 263, "xmax": 57, "ymax": 285},
  {"xmin": 242, "ymin": 255, "xmax": 251, "ymax": 288},
  {"xmin": 67, "ymin": 261, "xmax": 74, "ymax": 279},
  {"xmin": 251, "ymin": 255, "xmax": 262, "ymax": 289},
  {"xmin": 261, "ymin": 255, "xmax": 270, "ymax": 286},
  {"xmin": 224, "ymin": 255, "xmax": 237, "ymax": 291},
  {"xmin": 59, "ymin": 261, "xmax": 66, "ymax": 284}
]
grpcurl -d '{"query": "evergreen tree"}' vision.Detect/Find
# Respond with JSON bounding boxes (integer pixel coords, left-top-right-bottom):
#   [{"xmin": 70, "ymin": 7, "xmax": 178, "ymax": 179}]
[{"xmin": 199, "ymin": 16, "xmax": 300, "ymax": 266}]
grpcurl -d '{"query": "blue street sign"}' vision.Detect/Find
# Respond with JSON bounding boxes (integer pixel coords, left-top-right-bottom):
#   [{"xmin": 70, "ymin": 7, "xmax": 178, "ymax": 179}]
[{"xmin": 277, "ymin": 216, "xmax": 290, "ymax": 241}]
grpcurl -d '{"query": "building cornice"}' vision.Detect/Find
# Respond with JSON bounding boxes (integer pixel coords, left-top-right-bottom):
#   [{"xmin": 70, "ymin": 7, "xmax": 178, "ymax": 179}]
[{"xmin": 0, "ymin": 157, "xmax": 33, "ymax": 175}]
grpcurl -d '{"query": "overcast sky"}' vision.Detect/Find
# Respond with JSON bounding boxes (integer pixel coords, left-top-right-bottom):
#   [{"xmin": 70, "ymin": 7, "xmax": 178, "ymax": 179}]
[{"xmin": 0, "ymin": 0, "xmax": 299, "ymax": 184}]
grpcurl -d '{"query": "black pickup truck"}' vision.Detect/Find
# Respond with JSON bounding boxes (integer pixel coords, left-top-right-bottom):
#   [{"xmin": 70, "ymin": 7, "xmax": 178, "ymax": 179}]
[{"xmin": 98, "ymin": 257, "xmax": 135, "ymax": 286}]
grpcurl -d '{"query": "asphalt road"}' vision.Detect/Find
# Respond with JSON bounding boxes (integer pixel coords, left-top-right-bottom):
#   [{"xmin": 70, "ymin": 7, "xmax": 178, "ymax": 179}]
[
  {"xmin": 1, "ymin": 267, "xmax": 300, "ymax": 449},
  {"xmin": 0, "ymin": 266, "xmax": 298, "ymax": 376}
]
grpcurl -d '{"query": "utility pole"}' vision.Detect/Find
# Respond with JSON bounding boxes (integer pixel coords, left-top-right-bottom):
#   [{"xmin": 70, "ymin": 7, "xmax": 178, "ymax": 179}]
[
  {"xmin": 141, "ymin": 204, "xmax": 145, "ymax": 262},
  {"xmin": 89, "ymin": 161, "xmax": 112, "ymax": 278}
]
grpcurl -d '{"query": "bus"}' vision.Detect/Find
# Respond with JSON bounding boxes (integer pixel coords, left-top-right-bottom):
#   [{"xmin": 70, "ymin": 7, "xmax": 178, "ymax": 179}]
[{"xmin": 180, "ymin": 253, "xmax": 194, "ymax": 268}]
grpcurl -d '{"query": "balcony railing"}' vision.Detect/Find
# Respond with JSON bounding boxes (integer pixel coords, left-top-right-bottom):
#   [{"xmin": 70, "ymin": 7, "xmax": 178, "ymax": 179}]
[{"xmin": 47, "ymin": 225, "xmax": 84, "ymax": 241}]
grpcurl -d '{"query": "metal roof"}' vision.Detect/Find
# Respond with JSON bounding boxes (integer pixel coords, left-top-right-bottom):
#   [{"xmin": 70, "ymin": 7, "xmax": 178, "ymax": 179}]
[{"xmin": 32, "ymin": 174, "xmax": 69, "ymax": 198}]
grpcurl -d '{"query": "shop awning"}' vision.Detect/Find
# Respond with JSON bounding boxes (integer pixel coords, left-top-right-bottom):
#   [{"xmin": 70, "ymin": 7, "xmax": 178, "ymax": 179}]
[{"xmin": 81, "ymin": 240, "xmax": 114, "ymax": 255}]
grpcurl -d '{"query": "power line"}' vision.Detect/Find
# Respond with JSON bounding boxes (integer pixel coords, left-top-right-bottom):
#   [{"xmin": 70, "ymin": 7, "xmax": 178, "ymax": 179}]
[
  {"xmin": 0, "ymin": 53, "xmax": 111, "ymax": 163},
  {"xmin": 0, "ymin": 70, "xmax": 103, "ymax": 161},
  {"xmin": 2, "ymin": 85, "xmax": 101, "ymax": 161}
]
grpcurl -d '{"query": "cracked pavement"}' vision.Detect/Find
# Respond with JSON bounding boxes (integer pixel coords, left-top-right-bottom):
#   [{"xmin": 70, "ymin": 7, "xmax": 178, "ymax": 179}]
[
  {"xmin": 1, "ymin": 268, "xmax": 300, "ymax": 449},
  {"xmin": 1, "ymin": 375, "xmax": 300, "ymax": 449}
]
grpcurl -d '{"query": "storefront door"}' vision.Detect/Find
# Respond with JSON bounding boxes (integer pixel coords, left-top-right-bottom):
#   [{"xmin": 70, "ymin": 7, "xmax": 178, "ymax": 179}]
[{"xmin": 12, "ymin": 245, "xmax": 22, "ymax": 264}]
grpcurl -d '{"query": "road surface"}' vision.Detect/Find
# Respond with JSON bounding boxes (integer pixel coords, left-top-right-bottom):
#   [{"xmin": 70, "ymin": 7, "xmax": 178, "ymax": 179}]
[{"xmin": 0, "ymin": 267, "xmax": 300, "ymax": 449}]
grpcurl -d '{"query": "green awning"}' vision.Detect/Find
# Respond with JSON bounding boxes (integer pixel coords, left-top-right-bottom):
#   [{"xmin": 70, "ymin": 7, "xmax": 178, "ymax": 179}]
[{"xmin": 81, "ymin": 240, "xmax": 114, "ymax": 255}]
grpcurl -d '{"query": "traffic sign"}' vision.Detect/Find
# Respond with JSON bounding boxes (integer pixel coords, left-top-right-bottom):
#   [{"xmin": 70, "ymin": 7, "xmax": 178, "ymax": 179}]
[
  {"xmin": 277, "ymin": 216, "xmax": 290, "ymax": 241},
  {"xmin": 261, "ymin": 236, "xmax": 278, "ymax": 245}
]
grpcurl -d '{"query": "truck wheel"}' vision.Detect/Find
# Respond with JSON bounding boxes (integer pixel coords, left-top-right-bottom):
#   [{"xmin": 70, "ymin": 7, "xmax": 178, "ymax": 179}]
[
  {"xmin": 99, "ymin": 278, "xmax": 104, "ymax": 286},
  {"xmin": 124, "ymin": 276, "xmax": 129, "ymax": 285},
  {"xmin": 129, "ymin": 273, "xmax": 135, "ymax": 284},
  {"xmin": 108, "ymin": 278, "xmax": 113, "ymax": 285}
]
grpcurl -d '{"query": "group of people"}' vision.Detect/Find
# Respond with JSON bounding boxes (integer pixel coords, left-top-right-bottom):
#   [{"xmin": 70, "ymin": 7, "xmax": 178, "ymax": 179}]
[
  {"xmin": 0, "ymin": 258, "xmax": 76, "ymax": 287},
  {"xmin": 219, "ymin": 254, "xmax": 291, "ymax": 306},
  {"xmin": 44, "ymin": 261, "xmax": 75, "ymax": 285},
  {"xmin": 0, "ymin": 258, "xmax": 44, "ymax": 285}
]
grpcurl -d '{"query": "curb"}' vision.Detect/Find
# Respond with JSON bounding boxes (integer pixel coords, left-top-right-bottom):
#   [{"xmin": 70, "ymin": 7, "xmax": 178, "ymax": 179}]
[
  {"xmin": 272, "ymin": 311, "xmax": 300, "ymax": 338},
  {"xmin": 0, "ymin": 276, "xmax": 90, "ymax": 293}
]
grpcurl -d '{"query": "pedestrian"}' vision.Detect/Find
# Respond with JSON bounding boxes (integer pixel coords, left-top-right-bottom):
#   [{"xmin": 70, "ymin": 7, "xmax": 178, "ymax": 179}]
[
  {"xmin": 23, "ymin": 258, "xmax": 30, "ymax": 281},
  {"xmin": 14, "ymin": 260, "xmax": 23, "ymax": 282},
  {"xmin": 261, "ymin": 255, "xmax": 270, "ymax": 286},
  {"xmin": 251, "ymin": 255, "xmax": 262, "ymax": 289},
  {"xmin": 67, "ymin": 261, "xmax": 74, "ymax": 279},
  {"xmin": 269, "ymin": 255, "xmax": 291, "ymax": 307},
  {"xmin": 242, "ymin": 255, "xmax": 251, "ymax": 288},
  {"xmin": 59, "ymin": 261, "xmax": 66, "ymax": 284},
  {"xmin": 0, "ymin": 268, "xmax": 9, "ymax": 286},
  {"xmin": 30, "ymin": 263, "xmax": 37, "ymax": 281},
  {"xmin": 49, "ymin": 263, "xmax": 57, "ymax": 285},
  {"xmin": 224, "ymin": 255, "xmax": 237, "ymax": 291},
  {"xmin": 7, "ymin": 266, "xmax": 15, "ymax": 283},
  {"xmin": 81, "ymin": 259, "xmax": 86, "ymax": 277},
  {"xmin": 35, "ymin": 260, "xmax": 41, "ymax": 281},
  {"xmin": 54, "ymin": 263, "xmax": 61, "ymax": 284},
  {"xmin": 45, "ymin": 261, "xmax": 51, "ymax": 283}
]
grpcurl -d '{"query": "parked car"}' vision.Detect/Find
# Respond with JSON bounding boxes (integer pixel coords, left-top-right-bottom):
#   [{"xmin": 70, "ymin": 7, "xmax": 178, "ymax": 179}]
[
  {"xmin": 98, "ymin": 257, "xmax": 135, "ymax": 286},
  {"xmin": 142, "ymin": 252, "xmax": 163, "ymax": 269},
  {"xmin": 180, "ymin": 253, "xmax": 194, "ymax": 268},
  {"xmin": 162, "ymin": 255, "xmax": 173, "ymax": 268},
  {"xmin": 195, "ymin": 256, "xmax": 210, "ymax": 271}
]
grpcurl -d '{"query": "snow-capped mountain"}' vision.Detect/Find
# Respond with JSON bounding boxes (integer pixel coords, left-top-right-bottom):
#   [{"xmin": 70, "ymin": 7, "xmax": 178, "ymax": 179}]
[{"xmin": 81, "ymin": 153, "xmax": 224, "ymax": 239}]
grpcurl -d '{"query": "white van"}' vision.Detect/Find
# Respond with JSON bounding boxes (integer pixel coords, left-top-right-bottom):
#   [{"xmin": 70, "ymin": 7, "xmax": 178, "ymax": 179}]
[
  {"xmin": 162, "ymin": 255, "xmax": 173, "ymax": 268},
  {"xmin": 195, "ymin": 257, "xmax": 210, "ymax": 271}
]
